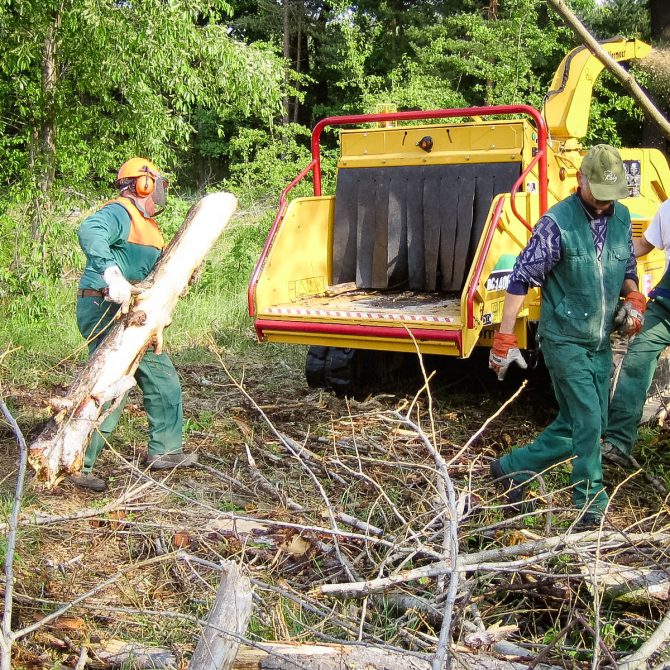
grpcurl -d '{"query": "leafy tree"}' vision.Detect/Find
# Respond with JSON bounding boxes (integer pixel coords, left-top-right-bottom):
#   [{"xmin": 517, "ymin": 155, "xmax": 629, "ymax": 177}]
[{"xmin": 0, "ymin": 0, "xmax": 286, "ymax": 213}]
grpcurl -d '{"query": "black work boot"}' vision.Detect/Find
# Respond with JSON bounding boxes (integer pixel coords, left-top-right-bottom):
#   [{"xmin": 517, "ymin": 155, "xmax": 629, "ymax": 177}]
[
  {"xmin": 490, "ymin": 459, "xmax": 534, "ymax": 512},
  {"xmin": 601, "ymin": 442, "xmax": 631, "ymax": 468},
  {"xmin": 574, "ymin": 513, "xmax": 603, "ymax": 531},
  {"xmin": 145, "ymin": 452, "xmax": 198, "ymax": 471},
  {"xmin": 68, "ymin": 472, "xmax": 107, "ymax": 492}
]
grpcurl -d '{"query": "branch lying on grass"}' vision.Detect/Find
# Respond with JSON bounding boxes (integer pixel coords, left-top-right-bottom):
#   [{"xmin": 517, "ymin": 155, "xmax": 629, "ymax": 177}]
[
  {"xmin": 0, "ymin": 479, "xmax": 155, "ymax": 533},
  {"xmin": 0, "ymin": 398, "xmax": 29, "ymax": 670},
  {"xmin": 244, "ymin": 442, "xmax": 305, "ymax": 512},
  {"xmin": 320, "ymin": 530, "xmax": 670, "ymax": 596},
  {"xmin": 618, "ymin": 609, "xmax": 670, "ymax": 670}
]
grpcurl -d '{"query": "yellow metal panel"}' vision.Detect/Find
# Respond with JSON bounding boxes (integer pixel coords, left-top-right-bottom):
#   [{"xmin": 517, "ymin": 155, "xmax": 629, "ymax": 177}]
[
  {"xmin": 259, "ymin": 330, "xmax": 461, "ymax": 356},
  {"xmin": 339, "ymin": 149, "xmax": 523, "ymax": 169},
  {"xmin": 545, "ymin": 39, "xmax": 651, "ymax": 140},
  {"xmin": 339, "ymin": 121, "xmax": 525, "ymax": 167},
  {"xmin": 254, "ymin": 197, "xmax": 334, "ymax": 313}
]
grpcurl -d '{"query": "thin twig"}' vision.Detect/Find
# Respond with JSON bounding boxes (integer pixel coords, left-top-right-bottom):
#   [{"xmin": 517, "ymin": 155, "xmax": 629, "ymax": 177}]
[
  {"xmin": 0, "ymin": 399, "xmax": 28, "ymax": 670},
  {"xmin": 210, "ymin": 340, "xmax": 358, "ymax": 582}
]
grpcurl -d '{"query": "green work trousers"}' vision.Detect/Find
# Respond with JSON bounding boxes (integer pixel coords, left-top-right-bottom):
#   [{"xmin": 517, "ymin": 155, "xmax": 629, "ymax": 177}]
[
  {"xmin": 76, "ymin": 295, "xmax": 184, "ymax": 472},
  {"xmin": 606, "ymin": 300, "xmax": 670, "ymax": 455},
  {"xmin": 500, "ymin": 339, "xmax": 611, "ymax": 516}
]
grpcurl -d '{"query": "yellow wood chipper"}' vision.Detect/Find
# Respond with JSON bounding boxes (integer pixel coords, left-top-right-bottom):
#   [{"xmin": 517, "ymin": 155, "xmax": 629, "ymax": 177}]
[{"xmin": 248, "ymin": 38, "xmax": 670, "ymax": 393}]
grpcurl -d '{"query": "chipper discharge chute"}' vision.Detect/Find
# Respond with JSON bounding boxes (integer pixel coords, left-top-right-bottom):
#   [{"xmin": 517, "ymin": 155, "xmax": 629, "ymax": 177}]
[{"xmin": 248, "ymin": 38, "xmax": 670, "ymax": 395}]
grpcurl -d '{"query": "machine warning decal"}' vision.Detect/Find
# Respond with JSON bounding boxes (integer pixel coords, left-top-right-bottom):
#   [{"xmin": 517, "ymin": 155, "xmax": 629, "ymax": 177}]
[
  {"xmin": 485, "ymin": 254, "xmax": 517, "ymax": 292},
  {"xmin": 624, "ymin": 160, "xmax": 641, "ymax": 197},
  {"xmin": 289, "ymin": 276, "xmax": 326, "ymax": 300}
]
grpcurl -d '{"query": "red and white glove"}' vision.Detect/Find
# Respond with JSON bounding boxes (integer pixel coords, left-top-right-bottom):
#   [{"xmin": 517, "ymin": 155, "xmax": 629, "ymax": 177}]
[
  {"xmin": 489, "ymin": 332, "xmax": 528, "ymax": 381},
  {"xmin": 614, "ymin": 290, "xmax": 646, "ymax": 336},
  {"xmin": 103, "ymin": 265, "xmax": 133, "ymax": 314}
]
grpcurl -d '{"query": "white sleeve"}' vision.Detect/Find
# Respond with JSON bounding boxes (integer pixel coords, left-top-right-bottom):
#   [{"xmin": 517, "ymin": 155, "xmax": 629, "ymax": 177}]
[{"xmin": 645, "ymin": 200, "xmax": 670, "ymax": 250}]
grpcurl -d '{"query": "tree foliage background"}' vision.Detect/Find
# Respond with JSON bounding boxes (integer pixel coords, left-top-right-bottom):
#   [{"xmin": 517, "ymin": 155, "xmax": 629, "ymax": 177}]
[{"xmin": 0, "ymin": 0, "xmax": 665, "ymax": 316}]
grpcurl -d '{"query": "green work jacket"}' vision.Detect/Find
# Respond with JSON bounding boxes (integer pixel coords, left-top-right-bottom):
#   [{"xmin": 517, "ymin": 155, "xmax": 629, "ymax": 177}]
[
  {"xmin": 537, "ymin": 194, "xmax": 632, "ymax": 351},
  {"xmin": 78, "ymin": 199, "xmax": 163, "ymax": 290}
]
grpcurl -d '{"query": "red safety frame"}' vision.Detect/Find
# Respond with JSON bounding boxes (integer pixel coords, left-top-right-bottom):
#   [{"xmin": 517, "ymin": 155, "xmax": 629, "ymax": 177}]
[{"xmin": 249, "ymin": 105, "xmax": 548, "ymax": 348}]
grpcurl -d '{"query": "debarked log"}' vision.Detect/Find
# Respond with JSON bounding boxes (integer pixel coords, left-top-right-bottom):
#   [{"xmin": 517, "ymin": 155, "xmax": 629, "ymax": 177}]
[
  {"xmin": 29, "ymin": 192, "xmax": 238, "ymax": 485},
  {"xmin": 232, "ymin": 643, "xmax": 559, "ymax": 670}
]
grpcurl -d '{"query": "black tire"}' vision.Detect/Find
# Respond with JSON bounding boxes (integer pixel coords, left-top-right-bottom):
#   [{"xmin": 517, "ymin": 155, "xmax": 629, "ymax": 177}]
[
  {"xmin": 324, "ymin": 347, "xmax": 357, "ymax": 396},
  {"xmin": 305, "ymin": 345, "xmax": 329, "ymax": 388}
]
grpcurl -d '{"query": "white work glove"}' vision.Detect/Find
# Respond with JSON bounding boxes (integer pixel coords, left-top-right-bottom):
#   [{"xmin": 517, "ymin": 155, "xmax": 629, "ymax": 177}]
[
  {"xmin": 103, "ymin": 265, "xmax": 133, "ymax": 314},
  {"xmin": 489, "ymin": 332, "xmax": 528, "ymax": 381}
]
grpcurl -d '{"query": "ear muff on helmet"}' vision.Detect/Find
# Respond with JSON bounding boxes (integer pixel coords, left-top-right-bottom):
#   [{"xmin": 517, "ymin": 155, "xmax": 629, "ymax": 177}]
[
  {"xmin": 116, "ymin": 157, "xmax": 162, "ymax": 196},
  {"xmin": 135, "ymin": 168, "xmax": 155, "ymax": 197}
]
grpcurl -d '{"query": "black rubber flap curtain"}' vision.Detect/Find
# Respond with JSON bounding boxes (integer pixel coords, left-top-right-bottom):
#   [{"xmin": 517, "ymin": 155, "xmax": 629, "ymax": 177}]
[{"xmin": 332, "ymin": 163, "xmax": 521, "ymax": 292}]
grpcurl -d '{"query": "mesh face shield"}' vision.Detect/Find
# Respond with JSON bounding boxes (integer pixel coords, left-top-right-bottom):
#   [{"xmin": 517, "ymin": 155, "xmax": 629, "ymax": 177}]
[{"xmin": 152, "ymin": 177, "xmax": 168, "ymax": 210}]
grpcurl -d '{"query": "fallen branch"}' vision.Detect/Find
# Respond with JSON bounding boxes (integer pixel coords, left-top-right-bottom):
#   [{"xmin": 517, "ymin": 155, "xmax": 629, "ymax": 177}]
[
  {"xmin": 390, "ymin": 410, "xmax": 460, "ymax": 670},
  {"xmin": 93, "ymin": 640, "xmax": 176, "ymax": 669},
  {"xmin": 320, "ymin": 530, "xmax": 670, "ymax": 596},
  {"xmin": 231, "ymin": 642, "xmax": 559, "ymax": 670},
  {"xmin": 618, "ymin": 609, "xmax": 670, "ymax": 670},
  {"xmin": 0, "ymin": 398, "xmax": 29, "ymax": 670}
]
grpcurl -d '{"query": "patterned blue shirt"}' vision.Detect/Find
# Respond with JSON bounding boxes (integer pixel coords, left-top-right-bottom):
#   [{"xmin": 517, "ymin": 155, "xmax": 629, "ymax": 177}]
[{"xmin": 508, "ymin": 204, "xmax": 637, "ymax": 295}]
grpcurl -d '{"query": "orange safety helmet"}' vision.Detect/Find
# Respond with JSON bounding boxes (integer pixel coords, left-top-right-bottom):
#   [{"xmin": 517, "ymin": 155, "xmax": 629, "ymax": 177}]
[{"xmin": 116, "ymin": 157, "xmax": 163, "ymax": 197}]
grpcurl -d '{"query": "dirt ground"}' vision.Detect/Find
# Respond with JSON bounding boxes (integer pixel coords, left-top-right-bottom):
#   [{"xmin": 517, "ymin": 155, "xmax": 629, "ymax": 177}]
[{"xmin": 2, "ymin": 348, "xmax": 670, "ymax": 668}]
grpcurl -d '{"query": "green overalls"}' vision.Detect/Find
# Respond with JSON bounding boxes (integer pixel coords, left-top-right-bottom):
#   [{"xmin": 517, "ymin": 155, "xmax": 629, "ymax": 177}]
[
  {"xmin": 77, "ymin": 199, "xmax": 184, "ymax": 472},
  {"xmin": 500, "ymin": 194, "xmax": 632, "ymax": 516},
  {"xmin": 606, "ymin": 271, "xmax": 670, "ymax": 455}
]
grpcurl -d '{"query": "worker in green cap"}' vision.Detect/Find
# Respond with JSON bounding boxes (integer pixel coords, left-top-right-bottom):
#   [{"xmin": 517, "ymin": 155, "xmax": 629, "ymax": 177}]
[
  {"xmin": 488, "ymin": 144, "xmax": 644, "ymax": 528},
  {"xmin": 70, "ymin": 157, "xmax": 197, "ymax": 492}
]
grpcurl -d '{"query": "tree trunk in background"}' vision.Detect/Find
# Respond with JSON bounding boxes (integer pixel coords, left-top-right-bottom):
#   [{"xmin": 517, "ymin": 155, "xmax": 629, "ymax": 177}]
[
  {"xmin": 644, "ymin": 0, "xmax": 670, "ymax": 157},
  {"xmin": 650, "ymin": 0, "xmax": 670, "ymax": 44},
  {"xmin": 293, "ymin": 11, "xmax": 302, "ymax": 124},
  {"xmin": 32, "ymin": 10, "xmax": 61, "ymax": 240},
  {"xmin": 282, "ymin": 0, "xmax": 290, "ymax": 125}
]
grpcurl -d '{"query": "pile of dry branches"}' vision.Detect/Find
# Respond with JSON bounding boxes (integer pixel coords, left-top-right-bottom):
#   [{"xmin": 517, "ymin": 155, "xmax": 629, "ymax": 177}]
[{"xmin": 1, "ymin": 347, "xmax": 670, "ymax": 669}]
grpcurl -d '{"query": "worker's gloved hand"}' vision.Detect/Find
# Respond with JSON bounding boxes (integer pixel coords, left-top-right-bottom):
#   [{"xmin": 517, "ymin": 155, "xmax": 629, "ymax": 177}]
[
  {"xmin": 614, "ymin": 290, "xmax": 647, "ymax": 336},
  {"xmin": 103, "ymin": 265, "xmax": 133, "ymax": 314},
  {"xmin": 489, "ymin": 332, "xmax": 528, "ymax": 381}
]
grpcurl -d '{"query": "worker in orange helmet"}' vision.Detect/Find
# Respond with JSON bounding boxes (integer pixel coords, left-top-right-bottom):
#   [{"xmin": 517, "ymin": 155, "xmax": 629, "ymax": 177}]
[{"xmin": 71, "ymin": 158, "xmax": 197, "ymax": 492}]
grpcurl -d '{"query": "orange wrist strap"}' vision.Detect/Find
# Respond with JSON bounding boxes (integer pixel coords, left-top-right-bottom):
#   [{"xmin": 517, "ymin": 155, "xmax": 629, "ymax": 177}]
[{"xmin": 626, "ymin": 291, "xmax": 647, "ymax": 313}]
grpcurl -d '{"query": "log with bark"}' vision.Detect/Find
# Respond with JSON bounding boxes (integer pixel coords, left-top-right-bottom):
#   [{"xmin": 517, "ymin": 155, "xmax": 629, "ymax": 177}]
[
  {"xmin": 189, "ymin": 560, "xmax": 253, "ymax": 670},
  {"xmin": 583, "ymin": 564, "xmax": 670, "ymax": 605},
  {"xmin": 29, "ymin": 192, "xmax": 238, "ymax": 485}
]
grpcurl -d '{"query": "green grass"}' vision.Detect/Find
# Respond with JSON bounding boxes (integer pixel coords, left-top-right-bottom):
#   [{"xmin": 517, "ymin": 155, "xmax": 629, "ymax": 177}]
[{"xmin": 0, "ymin": 200, "xmax": 281, "ymax": 382}]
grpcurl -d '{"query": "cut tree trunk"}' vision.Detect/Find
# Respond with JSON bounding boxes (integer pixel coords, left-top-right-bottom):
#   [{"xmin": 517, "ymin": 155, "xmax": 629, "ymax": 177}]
[
  {"xmin": 189, "ymin": 560, "xmax": 253, "ymax": 670},
  {"xmin": 232, "ymin": 643, "xmax": 559, "ymax": 670},
  {"xmin": 29, "ymin": 192, "xmax": 238, "ymax": 485}
]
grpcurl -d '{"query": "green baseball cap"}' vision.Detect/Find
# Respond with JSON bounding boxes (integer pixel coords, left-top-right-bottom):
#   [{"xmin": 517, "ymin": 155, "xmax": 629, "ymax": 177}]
[{"xmin": 580, "ymin": 144, "xmax": 629, "ymax": 201}]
